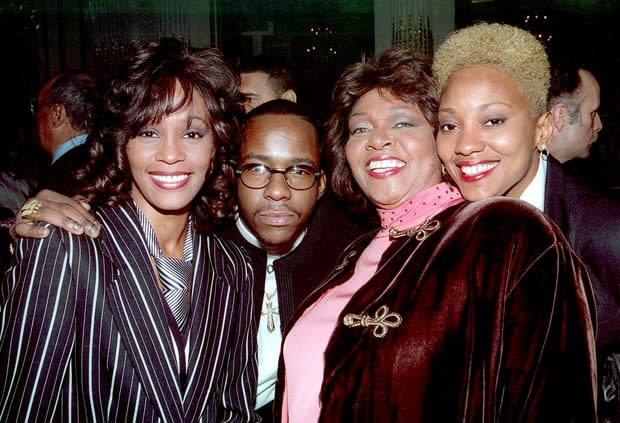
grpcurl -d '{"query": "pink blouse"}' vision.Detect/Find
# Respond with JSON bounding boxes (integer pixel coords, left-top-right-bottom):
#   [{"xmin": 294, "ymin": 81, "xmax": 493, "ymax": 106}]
[{"xmin": 282, "ymin": 183, "xmax": 463, "ymax": 422}]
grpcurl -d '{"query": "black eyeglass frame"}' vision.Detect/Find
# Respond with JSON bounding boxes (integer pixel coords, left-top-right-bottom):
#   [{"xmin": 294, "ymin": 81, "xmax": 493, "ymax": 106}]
[{"xmin": 235, "ymin": 163, "xmax": 322, "ymax": 190}]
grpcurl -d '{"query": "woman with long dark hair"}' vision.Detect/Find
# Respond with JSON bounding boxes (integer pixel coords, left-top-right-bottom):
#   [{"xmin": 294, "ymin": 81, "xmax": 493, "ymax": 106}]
[{"xmin": 0, "ymin": 38, "xmax": 258, "ymax": 422}]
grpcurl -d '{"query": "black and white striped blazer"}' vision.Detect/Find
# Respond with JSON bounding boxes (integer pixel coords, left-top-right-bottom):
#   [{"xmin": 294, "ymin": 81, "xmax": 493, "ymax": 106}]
[{"xmin": 0, "ymin": 200, "xmax": 258, "ymax": 422}]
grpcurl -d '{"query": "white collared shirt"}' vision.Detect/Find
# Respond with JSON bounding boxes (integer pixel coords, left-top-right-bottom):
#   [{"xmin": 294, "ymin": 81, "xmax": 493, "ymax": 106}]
[
  {"xmin": 235, "ymin": 216, "xmax": 306, "ymax": 409},
  {"xmin": 519, "ymin": 155, "xmax": 547, "ymax": 212}
]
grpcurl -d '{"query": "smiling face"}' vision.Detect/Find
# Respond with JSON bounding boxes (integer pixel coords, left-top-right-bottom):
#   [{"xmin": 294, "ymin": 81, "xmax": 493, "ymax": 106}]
[
  {"xmin": 237, "ymin": 113, "xmax": 326, "ymax": 255},
  {"xmin": 345, "ymin": 88, "xmax": 441, "ymax": 210},
  {"xmin": 436, "ymin": 65, "xmax": 543, "ymax": 201},
  {"xmin": 127, "ymin": 88, "xmax": 214, "ymax": 220}
]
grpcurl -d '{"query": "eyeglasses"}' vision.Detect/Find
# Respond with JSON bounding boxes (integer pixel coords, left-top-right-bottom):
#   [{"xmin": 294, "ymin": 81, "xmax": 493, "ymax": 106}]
[{"xmin": 235, "ymin": 163, "xmax": 321, "ymax": 190}]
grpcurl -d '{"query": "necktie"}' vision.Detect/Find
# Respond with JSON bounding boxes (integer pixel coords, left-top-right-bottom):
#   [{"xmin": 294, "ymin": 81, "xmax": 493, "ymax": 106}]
[
  {"xmin": 137, "ymin": 208, "xmax": 193, "ymax": 333},
  {"xmin": 154, "ymin": 255, "xmax": 191, "ymax": 332}
]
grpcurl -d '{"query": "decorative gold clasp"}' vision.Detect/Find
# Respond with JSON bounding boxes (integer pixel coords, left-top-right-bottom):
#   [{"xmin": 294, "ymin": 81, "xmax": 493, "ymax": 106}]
[
  {"xmin": 334, "ymin": 250, "xmax": 357, "ymax": 272},
  {"xmin": 343, "ymin": 305, "xmax": 402, "ymax": 338},
  {"xmin": 389, "ymin": 218, "xmax": 440, "ymax": 241}
]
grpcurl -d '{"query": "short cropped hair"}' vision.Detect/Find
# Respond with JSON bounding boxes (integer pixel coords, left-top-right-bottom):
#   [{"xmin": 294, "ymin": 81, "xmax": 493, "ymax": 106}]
[
  {"xmin": 325, "ymin": 48, "xmax": 437, "ymax": 214},
  {"xmin": 244, "ymin": 98, "xmax": 312, "ymax": 124},
  {"xmin": 432, "ymin": 22, "xmax": 550, "ymax": 116},
  {"xmin": 43, "ymin": 71, "xmax": 98, "ymax": 131},
  {"xmin": 239, "ymin": 55, "xmax": 294, "ymax": 95},
  {"xmin": 547, "ymin": 63, "xmax": 587, "ymax": 124},
  {"xmin": 79, "ymin": 38, "xmax": 242, "ymax": 227},
  {"xmin": 238, "ymin": 98, "xmax": 318, "ymax": 164},
  {"xmin": 243, "ymin": 99, "xmax": 314, "ymax": 135}
]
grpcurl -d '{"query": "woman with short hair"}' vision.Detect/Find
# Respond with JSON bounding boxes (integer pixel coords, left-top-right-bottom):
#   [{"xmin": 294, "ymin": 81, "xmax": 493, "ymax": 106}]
[{"xmin": 434, "ymin": 23, "xmax": 620, "ymax": 421}]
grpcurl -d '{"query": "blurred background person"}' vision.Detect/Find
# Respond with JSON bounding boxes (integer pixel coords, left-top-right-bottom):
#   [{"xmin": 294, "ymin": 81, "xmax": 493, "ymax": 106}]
[
  {"xmin": 433, "ymin": 22, "xmax": 620, "ymax": 422},
  {"xmin": 239, "ymin": 55, "xmax": 297, "ymax": 113},
  {"xmin": 546, "ymin": 64, "xmax": 603, "ymax": 164},
  {"xmin": 34, "ymin": 71, "xmax": 99, "ymax": 196},
  {"xmin": 276, "ymin": 47, "xmax": 596, "ymax": 423}
]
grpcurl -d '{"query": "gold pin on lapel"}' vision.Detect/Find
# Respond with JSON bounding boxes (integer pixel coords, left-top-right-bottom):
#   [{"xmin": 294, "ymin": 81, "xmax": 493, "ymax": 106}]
[{"xmin": 343, "ymin": 305, "xmax": 402, "ymax": 338}]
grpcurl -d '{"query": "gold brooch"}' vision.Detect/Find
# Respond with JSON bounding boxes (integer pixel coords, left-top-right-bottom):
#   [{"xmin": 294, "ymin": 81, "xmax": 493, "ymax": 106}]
[
  {"xmin": 388, "ymin": 218, "xmax": 440, "ymax": 241},
  {"xmin": 343, "ymin": 305, "xmax": 402, "ymax": 338}
]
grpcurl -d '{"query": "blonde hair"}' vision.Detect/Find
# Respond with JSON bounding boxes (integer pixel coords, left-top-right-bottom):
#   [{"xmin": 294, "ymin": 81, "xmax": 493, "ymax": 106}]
[{"xmin": 432, "ymin": 22, "xmax": 550, "ymax": 116}]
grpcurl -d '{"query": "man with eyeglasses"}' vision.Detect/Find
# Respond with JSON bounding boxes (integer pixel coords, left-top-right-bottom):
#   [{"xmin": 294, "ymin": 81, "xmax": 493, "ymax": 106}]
[
  {"xmin": 34, "ymin": 71, "xmax": 98, "ymax": 196},
  {"xmin": 222, "ymin": 99, "xmax": 369, "ymax": 421}
]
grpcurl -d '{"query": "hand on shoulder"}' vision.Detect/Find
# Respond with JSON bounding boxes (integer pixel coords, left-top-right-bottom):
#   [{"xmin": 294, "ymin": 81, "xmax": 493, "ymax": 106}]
[{"xmin": 12, "ymin": 189, "xmax": 101, "ymax": 240}]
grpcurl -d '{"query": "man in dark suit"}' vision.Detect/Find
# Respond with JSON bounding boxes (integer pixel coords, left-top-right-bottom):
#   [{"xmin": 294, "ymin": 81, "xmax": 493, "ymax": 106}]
[
  {"xmin": 544, "ymin": 157, "xmax": 620, "ymax": 348},
  {"xmin": 543, "ymin": 156, "xmax": 620, "ymax": 422},
  {"xmin": 34, "ymin": 71, "xmax": 98, "ymax": 196}
]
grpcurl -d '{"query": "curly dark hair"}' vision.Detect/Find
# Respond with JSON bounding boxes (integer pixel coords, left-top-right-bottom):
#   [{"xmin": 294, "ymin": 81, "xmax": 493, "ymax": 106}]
[
  {"xmin": 324, "ymin": 48, "xmax": 438, "ymax": 214},
  {"xmin": 78, "ymin": 38, "xmax": 242, "ymax": 227}
]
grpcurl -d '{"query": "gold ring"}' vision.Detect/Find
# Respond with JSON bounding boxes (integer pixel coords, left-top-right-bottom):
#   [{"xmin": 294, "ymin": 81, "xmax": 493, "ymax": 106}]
[{"xmin": 20, "ymin": 199, "xmax": 43, "ymax": 223}]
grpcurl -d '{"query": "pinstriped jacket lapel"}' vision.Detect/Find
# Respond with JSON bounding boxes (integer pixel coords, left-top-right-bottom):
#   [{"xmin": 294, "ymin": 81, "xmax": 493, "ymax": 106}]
[
  {"xmin": 184, "ymin": 234, "xmax": 239, "ymax": 420},
  {"xmin": 183, "ymin": 233, "xmax": 214, "ymax": 419},
  {"xmin": 95, "ymin": 201, "xmax": 184, "ymax": 422}
]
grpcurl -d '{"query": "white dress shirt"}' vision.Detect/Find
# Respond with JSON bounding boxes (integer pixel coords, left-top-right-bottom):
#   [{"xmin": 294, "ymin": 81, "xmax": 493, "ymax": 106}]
[
  {"xmin": 235, "ymin": 217, "xmax": 305, "ymax": 409},
  {"xmin": 519, "ymin": 155, "xmax": 547, "ymax": 212}
]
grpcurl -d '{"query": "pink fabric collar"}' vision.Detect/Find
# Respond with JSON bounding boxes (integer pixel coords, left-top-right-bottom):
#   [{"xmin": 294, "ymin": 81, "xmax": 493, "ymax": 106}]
[
  {"xmin": 377, "ymin": 182, "xmax": 463, "ymax": 235},
  {"xmin": 281, "ymin": 182, "xmax": 463, "ymax": 422}
]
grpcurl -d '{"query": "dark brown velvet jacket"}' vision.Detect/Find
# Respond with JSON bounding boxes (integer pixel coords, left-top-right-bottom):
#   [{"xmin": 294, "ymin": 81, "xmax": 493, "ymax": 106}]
[{"xmin": 275, "ymin": 197, "xmax": 597, "ymax": 422}]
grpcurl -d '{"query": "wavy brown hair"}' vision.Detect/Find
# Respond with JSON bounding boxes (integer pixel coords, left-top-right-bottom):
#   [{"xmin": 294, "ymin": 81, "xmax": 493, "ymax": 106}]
[
  {"xmin": 325, "ymin": 48, "xmax": 438, "ymax": 215},
  {"xmin": 77, "ymin": 38, "xmax": 242, "ymax": 228}
]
